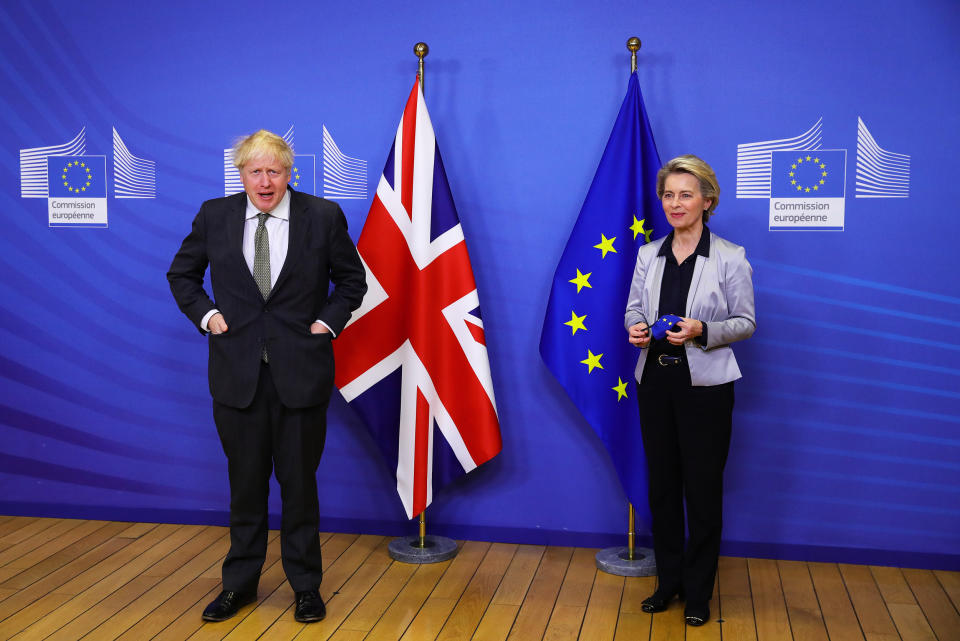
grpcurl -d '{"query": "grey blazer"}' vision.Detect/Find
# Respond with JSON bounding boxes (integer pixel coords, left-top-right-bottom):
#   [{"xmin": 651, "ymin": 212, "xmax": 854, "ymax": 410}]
[{"xmin": 624, "ymin": 231, "xmax": 756, "ymax": 386}]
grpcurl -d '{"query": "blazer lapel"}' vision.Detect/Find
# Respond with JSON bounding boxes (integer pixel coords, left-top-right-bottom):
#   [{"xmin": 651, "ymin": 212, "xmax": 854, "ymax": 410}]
[
  {"xmin": 646, "ymin": 237, "xmax": 667, "ymax": 322},
  {"xmin": 226, "ymin": 192, "xmax": 268, "ymax": 300},
  {"xmin": 271, "ymin": 188, "xmax": 309, "ymax": 296},
  {"xmin": 685, "ymin": 232, "xmax": 710, "ymax": 316}
]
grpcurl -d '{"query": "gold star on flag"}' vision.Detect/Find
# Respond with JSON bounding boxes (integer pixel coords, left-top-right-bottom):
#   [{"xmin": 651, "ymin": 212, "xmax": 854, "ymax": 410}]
[
  {"xmin": 612, "ymin": 377, "xmax": 628, "ymax": 401},
  {"xmin": 813, "ymin": 185, "xmax": 819, "ymax": 191},
  {"xmin": 564, "ymin": 310, "xmax": 587, "ymax": 335},
  {"xmin": 791, "ymin": 163, "xmax": 797, "ymax": 169},
  {"xmin": 630, "ymin": 216, "xmax": 652, "ymax": 242},
  {"xmin": 805, "ymin": 187, "xmax": 811, "ymax": 192},
  {"xmin": 814, "ymin": 157, "xmax": 820, "ymax": 163},
  {"xmin": 805, "ymin": 155, "xmax": 811, "ymax": 161},
  {"xmin": 80, "ymin": 162, "xmax": 85, "ymax": 167},
  {"xmin": 820, "ymin": 163, "xmax": 826, "ymax": 169},
  {"xmin": 569, "ymin": 269, "xmax": 592, "ymax": 293},
  {"xmin": 580, "ymin": 349, "xmax": 603, "ymax": 373},
  {"xmin": 822, "ymin": 171, "xmax": 828, "ymax": 177},
  {"xmin": 593, "ymin": 234, "xmax": 617, "ymax": 258}
]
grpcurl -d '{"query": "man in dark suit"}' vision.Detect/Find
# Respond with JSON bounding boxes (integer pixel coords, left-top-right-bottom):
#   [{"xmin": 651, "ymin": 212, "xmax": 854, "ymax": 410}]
[{"xmin": 167, "ymin": 130, "xmax": 366, "ymax": 624}]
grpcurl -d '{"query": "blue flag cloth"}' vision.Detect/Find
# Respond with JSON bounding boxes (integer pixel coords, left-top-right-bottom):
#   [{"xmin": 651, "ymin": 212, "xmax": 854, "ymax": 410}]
[{"xmin": 540, "ymin": 72, "xmax": 663, "ymax": 518}]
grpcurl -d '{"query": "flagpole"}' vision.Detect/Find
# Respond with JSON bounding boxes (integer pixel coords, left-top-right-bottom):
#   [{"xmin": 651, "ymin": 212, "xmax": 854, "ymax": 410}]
[
  {"xmin": 594, "ymin": 36, "xmax": 657, "ymax": 579},
  {"xmin": 385, "ymin": 41, "xmax": 458, "ymax": 565}
]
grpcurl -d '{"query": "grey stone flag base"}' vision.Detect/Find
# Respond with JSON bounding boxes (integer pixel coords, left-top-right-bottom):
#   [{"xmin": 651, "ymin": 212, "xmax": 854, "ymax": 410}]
[
  {"xmin": 595, "ymin": 546, "xmax": 657, "ymax": 576},
  {"xmin": 388, "ymin": 535, "xmax": 459, "ymax": 564}
]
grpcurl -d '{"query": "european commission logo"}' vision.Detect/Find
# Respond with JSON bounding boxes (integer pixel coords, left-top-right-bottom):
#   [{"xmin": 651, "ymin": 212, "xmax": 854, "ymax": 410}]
[
  {"xmin": 20, "ymin": 127, "xmax": 157, "ymax": 228},
  {"xmin": 770, "ymin": 150, "xmax": 846, "ymax": 231},
  {"xmin": 736, "ymin": 118, "xmax": 910, "ymax": 231},
  {"xmin": 47, "ymin": 156, "xmax": 107, "ymax": 227}
]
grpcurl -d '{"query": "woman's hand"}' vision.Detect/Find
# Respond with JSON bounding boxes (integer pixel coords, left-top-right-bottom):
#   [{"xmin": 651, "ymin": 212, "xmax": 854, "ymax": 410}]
[
  {"xmin": 666, "ymin": 318, "xmax": 703, "ymax": 345},
  {"xmin": 628, "ymin": 323, "xmax": 650, "ymax": 347}
]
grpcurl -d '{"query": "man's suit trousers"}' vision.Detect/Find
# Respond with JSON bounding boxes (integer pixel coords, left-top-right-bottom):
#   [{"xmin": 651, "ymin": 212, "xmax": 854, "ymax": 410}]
[{"xmin": 213, "ymin": 361, "xmax": 328, "ymax": 594}]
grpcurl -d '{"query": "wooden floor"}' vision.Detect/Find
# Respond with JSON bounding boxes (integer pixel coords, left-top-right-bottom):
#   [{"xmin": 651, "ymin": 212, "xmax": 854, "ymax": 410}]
[{"xmin": 0, "ymin": 517, "xmax": 957, "ymax": 640}]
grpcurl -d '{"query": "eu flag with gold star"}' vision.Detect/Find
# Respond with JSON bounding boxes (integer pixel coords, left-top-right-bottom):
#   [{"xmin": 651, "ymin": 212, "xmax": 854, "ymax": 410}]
[
  {"xmin": 47, "ymin": 156, "xmax": 106, "ymax": 198},
  {"xmin": 540, "ymin": 72, "xmax": 663, "ymax": 516}
]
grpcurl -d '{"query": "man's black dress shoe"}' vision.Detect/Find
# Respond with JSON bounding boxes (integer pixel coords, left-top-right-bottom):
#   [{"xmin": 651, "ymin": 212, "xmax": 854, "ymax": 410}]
[
  {"xmin": 294, "ymin": 589, "xmax": 326, "ymax": 623},
  {"xmin": 684, "ymin": 601, "xmax": 710, "ymax": 626},
  {"xmin": 201, "ymin": 590, "xmax": 256, "ymax": 622},
  {"xmin": 640, "ymin": 586, "xmax": 683, "ymax": 613}
]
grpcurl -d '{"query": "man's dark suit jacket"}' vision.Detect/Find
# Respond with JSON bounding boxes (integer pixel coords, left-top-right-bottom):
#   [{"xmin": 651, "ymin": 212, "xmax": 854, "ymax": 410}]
[{"xmin": 167, "ymin": 188, "xmax": 367, "ymax": 409}]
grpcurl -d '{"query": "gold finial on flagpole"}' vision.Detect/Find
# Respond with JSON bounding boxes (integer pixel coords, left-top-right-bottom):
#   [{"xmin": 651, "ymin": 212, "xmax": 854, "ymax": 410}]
[
  {"xmin": 627, "ymin": 37, "xmax": 641, "ymax": 73},
  {"xmin": 414, "ymin": 42, "xmax": 429, "ymax": 93}
]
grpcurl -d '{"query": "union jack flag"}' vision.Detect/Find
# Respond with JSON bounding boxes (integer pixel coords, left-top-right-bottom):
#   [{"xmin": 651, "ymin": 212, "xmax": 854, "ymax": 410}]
[{"xmin": 333, "ymin": 78, "xmax": 502, "ymax": 519}]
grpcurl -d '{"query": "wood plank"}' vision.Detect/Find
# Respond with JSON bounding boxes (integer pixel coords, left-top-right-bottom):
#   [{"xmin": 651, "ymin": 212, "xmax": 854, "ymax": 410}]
[
  {"xmin": 871, "ymin": 566, "xmax": 937, "ymax": 641},
  {"xmin": 435, "ymin": 543, "xmax": 517, "ymax": 641},
  {"xmin": 183, "ymin": 537, "xmax": 289, "ymax": 641},
  {"xmin": 506, "ymin": 546, "xmax": 572, "ymax": 641},
  {"xmin": 0, "ymin": 519, "xmax": 96, "ymax": 571},
  {"xmin": 777, "ymin": 560, "xmax": 828, "ymax": 641},
  {"xmin": 579, "ymin": 569, "xmax": 623, "ymax": 641},
  {"xmin": 472, "ymin": 545, "xmax": 545, "ymax": 641},
  {"xmin": 808, "ymin": 563, "xmax": 864, "ymax": 641},
  {"xmin": 115, "ymin": 522, "xmax": 156, "ymax": 538},
  {"xmin": 747, "ymin": 558, "xmax": 791, "ymax": 641},
  {"xmin": 472, "ymin": 603, "xmax": 519, "ymax": 641},
  {"xmin": 613, "ymin": 575, "xmax": 653, "ymax": 641},
  {"xmin": 902, "ymin": 568, "xmax": 960, "ymax": 641},
  {"xmin": 0, "ymin": 519, "xmax": 31, "ymax": 541},
  {"xmin": 337, "ymin": 555, "xmax": 418, "ymax": 633},
  {"xmin": 248, "ymin": 533, "xmax": 383, "ymax": 641},
  {"xmin": 38, "ymin": 525, "xmax": 226, "ymax": 641},
  {"xmin": 0, "ymin": 518, "xmax": 65, "ymax": 551},
  {"xmin": 543, "ymin": 547, "xmax": 597, "ymax": 641},
  {"xmin": 0, "ymin": 522, "xmax": 134, "ymax": 623},
  {"xmin": 83, "ymin": 527, "xmax": 229, "ymax": 640},
  {"xmin": 839, "ymin": 563, "xmax": 900, "ymax": 641},
  {"xmin": 148, "ymin": 583, "xmax": 222, "ymax": 641},
  {"xmin": 489, "ymin": 545, "xmax": 545, "ymax": 607},
  {"xmin": 717, "ymin": 556, "xmax": 757, "ymax": 641},
  {"xmin": 261, "ymin": 539, "xmax": 393, "ymax": 641},
  {"xmin": 871, "ymin": 566, "xmax": 915, "ymax": 604},
  {"xmin": 400, "ymin": 540, "xmax": 490, "ymax": 641},
  {"xmin": 364, "ymin": 559, "xmax": 453, "ymax": 641},
  {"xmin": 0, "ymin": 523, "xmax": 177, "ymax": 638},
  {"xmin": 0, "ymin": 518, "xmax": 47, "ymax": 547},
  {"xmin": 0, "ymin": 521, "xmax": 127, "ymax": 591},
  {"xmin": 113, "ymin": 576, "xmax": 221, "ymax": 641},
  {"xmin": 885, "ymin": 603, "xmax": 937, "ymax": 641},
  {"xmin": 934, "ymin": 570, "xmax": 960, "ymax": 611}
]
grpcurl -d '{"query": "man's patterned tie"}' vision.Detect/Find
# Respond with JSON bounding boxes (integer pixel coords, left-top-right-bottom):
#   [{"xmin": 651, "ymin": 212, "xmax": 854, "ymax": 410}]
[{"xmin": 253, "ymin": 212, "xmax": 271, "ymax": 361}]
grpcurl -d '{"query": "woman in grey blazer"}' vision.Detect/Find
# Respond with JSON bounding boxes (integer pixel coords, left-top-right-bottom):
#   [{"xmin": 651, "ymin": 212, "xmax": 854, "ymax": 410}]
[{"xmin": 625, "ymin": 155, "xmax": 755, "ymax": 626}]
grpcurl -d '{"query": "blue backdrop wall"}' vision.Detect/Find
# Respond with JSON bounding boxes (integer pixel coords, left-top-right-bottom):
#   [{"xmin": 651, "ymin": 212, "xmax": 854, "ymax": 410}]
[{"xmin": 1, "ymin": 0, "xmax": 957, "ymax": 570}]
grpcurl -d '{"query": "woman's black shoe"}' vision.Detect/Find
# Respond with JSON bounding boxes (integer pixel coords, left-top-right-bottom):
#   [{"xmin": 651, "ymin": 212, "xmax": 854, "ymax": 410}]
[
  {"xmin": 684, "ymin": 601, "xmax": 710, "ymax": 626},
  {"xmin": 640, "ymin": 586, "xmax": 683, "ymax": 613}
]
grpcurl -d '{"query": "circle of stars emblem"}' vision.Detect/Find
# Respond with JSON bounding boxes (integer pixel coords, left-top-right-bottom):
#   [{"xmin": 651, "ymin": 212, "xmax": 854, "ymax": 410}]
[
  {"xmin": 787, "ymin": 155, "xmax": 828, "ymax": 193},
  {"xmin": 61, "ymin": 160, "xmax": 93, "ymax": 193}
]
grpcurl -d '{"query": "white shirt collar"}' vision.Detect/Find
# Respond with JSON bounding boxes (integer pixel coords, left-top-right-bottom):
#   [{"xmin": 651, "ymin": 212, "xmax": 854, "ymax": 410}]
[{"xmin": 245, "ymin": 187, "xmax": 291, "ymax": 221}]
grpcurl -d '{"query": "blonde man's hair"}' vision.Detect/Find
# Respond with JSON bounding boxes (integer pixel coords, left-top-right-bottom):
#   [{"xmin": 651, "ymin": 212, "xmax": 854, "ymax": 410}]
[
  {"xmin": 232, "ymin": 130, "xmax": 293, "ymax": 172},
  {"xmin": 656, "ymin": 154, "xmax": 720, "ymax": 223}
]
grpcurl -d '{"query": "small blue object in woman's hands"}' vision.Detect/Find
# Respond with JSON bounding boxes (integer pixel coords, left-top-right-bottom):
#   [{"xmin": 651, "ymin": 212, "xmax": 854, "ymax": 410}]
[{"xmin": 650, "ymin": 314, "xmax": 684, "ymax": 340}]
